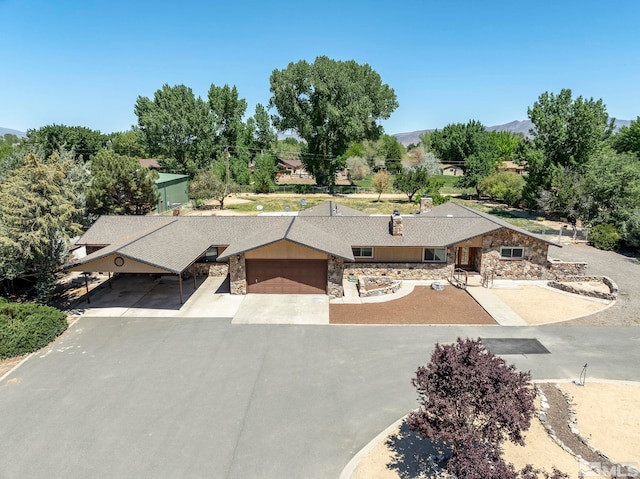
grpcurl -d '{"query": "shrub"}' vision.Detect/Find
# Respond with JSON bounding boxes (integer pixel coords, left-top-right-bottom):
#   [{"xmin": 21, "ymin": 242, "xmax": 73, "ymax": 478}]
[
  {"xmin": 345, "ymin": 156, "xmax": 370, "ymax": 181},
  {"xmin": 0, "ymin": 301, "xmax": 68, "ymax": 359},
  {"xmin": 479, "ymin": 171, "xmax": 525, "ymax": 207},
  {"xmin": 589, "ymin": 223, "xmax": 621, "ymax": 251},
  {"xmin": 622, "ymin": 209, "xmax": 640, "ymax": 249}
]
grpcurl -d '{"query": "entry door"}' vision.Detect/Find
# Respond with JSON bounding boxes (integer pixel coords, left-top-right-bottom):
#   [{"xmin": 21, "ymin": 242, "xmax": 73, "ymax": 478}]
[{"xmin": 456, "ymin": 247, "xmax": 474, "ymax": 269}]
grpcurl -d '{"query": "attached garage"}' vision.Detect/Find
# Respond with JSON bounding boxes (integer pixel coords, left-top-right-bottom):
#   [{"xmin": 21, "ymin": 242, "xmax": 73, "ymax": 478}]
[{"xmin": 246, "ymin": 259, "xmax": 327, "ymax": 294}]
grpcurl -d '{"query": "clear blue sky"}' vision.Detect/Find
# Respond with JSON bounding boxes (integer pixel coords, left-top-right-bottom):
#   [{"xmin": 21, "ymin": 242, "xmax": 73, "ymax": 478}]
[{"xmin": 1, "ymin": 0, "xmax": 639, "ymax": 135}]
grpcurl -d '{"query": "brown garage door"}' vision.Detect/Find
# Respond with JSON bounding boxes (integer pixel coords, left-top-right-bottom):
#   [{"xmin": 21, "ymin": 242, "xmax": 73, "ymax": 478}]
[{"xmin": 246, "ymin": 259, "xmax": 327, "ymax": 294}]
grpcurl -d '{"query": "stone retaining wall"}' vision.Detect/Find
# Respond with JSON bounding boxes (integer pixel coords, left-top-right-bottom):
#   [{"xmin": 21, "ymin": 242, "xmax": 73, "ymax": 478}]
[
  {"xmin": 357, "ymin": 276, "xmax": 401, "ymax": 297},
  {"xmin": 548, "ymin": 261, "xmax": 588, "ymax": 277},
  {"xmin": 548, "ymin": 275, "xmax": 618, "ymax": 300},
  {"xmin": 343, "ymin": 262, "xmax": 453, "ymax": 280}
]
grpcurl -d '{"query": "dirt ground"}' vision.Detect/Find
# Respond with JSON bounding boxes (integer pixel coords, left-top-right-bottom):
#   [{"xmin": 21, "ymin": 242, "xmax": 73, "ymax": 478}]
[
  {"xmin": 351, "ymin": 381, "xmax": 640, "ymax": 479},
  {"xmin": 490, "ymin": 285, "xmax": 611, "ymax": 325},
  {"xmin": 330, "ymin": 286, "xmax": 495, "ymax": 325}
]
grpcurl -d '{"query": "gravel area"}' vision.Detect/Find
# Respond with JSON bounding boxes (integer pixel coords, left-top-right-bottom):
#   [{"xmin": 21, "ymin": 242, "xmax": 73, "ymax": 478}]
[
  {"xmin": 548, "ymin": 243, "xmax": 640, "ymax": 326},
  {"xmin": 330, "ymin": 286, "xmax": 495, "ymax": 325}
]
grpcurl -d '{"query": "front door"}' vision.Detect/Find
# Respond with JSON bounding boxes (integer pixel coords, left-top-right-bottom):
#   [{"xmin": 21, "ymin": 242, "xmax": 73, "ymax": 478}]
[{"xmin": 455, "ymin": 247, "xmax": 476, "ymax": 270}]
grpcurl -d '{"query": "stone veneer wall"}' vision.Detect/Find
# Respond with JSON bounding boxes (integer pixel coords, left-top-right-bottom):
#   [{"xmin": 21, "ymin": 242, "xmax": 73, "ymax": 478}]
[
  {"xmin": 192, "ymin": 263, "xmax": 229, "ymax": 277},
  {"xmin": 344, "ymin": 262, "xmax": 453, "ymax": 281},
  {"xmin": 548, "ymin": 261, "xmax": 587, "ymax": 277},
  {"xmin": 229, "ymin": 254, "xmax": 246, "ymax": 295},
  {"xmin": 327, "ymin": 256, "xmax": 344, "ymax": 298},
  {"xmin": 481, "ymin": 229, "xmax": 554, "ymax": 280}
]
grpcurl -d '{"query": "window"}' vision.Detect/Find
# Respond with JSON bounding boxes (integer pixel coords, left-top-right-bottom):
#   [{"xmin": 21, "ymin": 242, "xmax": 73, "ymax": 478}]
[
  {"xmin": 352, "ymin": 247, "xmax": 374, "ymax": 258},
  {"xmin": 423, "ymin": 248, "xmax": 447, "ymax": 263},
  {"xmin": 500, "ymin": 247, "xmax": 524, "ymax": 259},
  {"xmin": 197, "ymin": 246, "xmax": 219, "ymax": 263}
]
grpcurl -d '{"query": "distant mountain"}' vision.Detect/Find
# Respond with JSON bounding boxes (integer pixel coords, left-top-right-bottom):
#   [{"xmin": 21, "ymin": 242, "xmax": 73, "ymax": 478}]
[
  {"xmin": 0, "ymin": 127, "xmax": 26, "ymax": 138},
  {"xmin": 392, "ymin": 119, "xmax": 631, "ymax": 147}
]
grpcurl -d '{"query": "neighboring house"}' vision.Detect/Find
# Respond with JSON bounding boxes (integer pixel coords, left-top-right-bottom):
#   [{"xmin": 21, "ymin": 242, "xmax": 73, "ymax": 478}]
[
  {"xmin": 500, "ymin": 160, "xmax": 526, "ymax": 176},
  {"xmin": 139, "ymin": 158, "xmax": 162, "ymax": 169},
  {"xmin": 155, "ymin": 173, "xmax": 189, "ymax": 214},
  {"xmin": 277, "ymin": 159, "xmax": 305, "ymax": 176},
  {"xmin": 441, "ymin": 164, "xmax": 463, "ymax": 176},
  {"xmin": 70, "ymin": 200, "xmax": 585, "ymax": 300}
]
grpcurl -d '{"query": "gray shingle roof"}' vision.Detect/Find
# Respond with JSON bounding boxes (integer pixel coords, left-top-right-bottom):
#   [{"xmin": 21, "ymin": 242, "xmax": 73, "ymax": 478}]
[{"xmin": 72, "ymin": 201, "xmax": 558, "ymax": 273}]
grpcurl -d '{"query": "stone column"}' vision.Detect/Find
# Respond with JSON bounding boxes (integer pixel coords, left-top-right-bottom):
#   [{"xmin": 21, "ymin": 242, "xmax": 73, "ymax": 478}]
[
  {"xmin": 229, "ymin": 254, "xmax": 246, "ymax": 294},
  {"xmin": 327, "ymin": 255, "xmax": 344, "ymax": 297}
]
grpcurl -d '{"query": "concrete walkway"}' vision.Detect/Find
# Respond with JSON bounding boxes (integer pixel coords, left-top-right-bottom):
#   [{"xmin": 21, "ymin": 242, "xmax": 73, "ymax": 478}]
[{"xmin": 466, "ymin": 282, "xmax": 529, "ymax": 326}]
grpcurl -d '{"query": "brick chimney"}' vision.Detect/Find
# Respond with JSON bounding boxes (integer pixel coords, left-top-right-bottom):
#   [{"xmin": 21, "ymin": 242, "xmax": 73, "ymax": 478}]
[
  {"xmin": 419, "ymin": 196, "xmax": 433, "ymax": 213},
  {"xmin": 390, "ymin": 210, "xmax": 403, "ymax": 236}
]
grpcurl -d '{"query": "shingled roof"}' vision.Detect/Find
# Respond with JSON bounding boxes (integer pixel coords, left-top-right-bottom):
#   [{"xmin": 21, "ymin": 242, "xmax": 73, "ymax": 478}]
[{"xmin": 71, "ymin": 201, "xmax": 558, "ymax": 274}]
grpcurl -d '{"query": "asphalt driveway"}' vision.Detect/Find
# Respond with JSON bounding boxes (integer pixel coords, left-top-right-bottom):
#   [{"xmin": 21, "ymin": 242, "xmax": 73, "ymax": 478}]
[{"xmin": 1, "ymin": 318, "xmax": 639, "ymax": 479}]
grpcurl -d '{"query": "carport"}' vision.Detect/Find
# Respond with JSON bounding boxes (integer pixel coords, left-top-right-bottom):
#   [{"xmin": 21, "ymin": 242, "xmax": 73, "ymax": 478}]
[{"xmin": 68, "ymin": 219, "xmax": 214, "ymax": 304}]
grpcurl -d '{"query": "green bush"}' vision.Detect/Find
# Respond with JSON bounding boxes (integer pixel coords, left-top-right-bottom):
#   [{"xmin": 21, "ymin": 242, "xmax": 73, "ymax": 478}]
[
  {"xmin": 589, "ymin": 223, "xmax": 621, "ymax": 251},
  {"xmin": 478, "ymin": 171, "xmax": 525, "ymax": 207},
  {"xmin": 622, "ymin": 209, "xmax": 640, "ymax": 249},
  {"xmin": 0, "ymin": 300, "xmax": 68, "ymax": 359}
]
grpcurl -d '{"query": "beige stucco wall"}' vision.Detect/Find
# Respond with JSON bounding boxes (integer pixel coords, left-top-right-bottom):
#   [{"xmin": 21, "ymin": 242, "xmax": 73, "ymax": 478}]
[
  {"xmin": 69, "ymin": 255, "xmax": 170, "ymax": 274},
  {"xmin": 452, "ymin": 236, "xmax": 483, "ymax": 248},
  {"xmin": 353, "ymin": 246, "xmax": 424, "ymax": 263},
  {"xmin": 245, "ymin": 240, "xmax": 328, "ymax": 260}
]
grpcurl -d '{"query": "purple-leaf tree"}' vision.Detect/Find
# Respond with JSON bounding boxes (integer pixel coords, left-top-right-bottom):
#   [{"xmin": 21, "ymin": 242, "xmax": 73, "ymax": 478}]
[{"xmin": 406, "ymin": 337, "xmax": 535, "ymax": 454}]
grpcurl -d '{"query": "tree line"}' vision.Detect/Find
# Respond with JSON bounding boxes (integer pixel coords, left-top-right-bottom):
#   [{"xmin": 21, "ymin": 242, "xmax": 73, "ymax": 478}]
[{"xmin": 414, "ymin": 89, "xmax": 640, "ymax": 251}]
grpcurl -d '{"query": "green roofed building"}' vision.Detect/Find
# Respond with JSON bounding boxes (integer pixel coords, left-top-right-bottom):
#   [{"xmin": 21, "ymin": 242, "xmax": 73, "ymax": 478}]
[{"xmin": 155, "ymin": 173, "xmax": 189, "ymax": 214}]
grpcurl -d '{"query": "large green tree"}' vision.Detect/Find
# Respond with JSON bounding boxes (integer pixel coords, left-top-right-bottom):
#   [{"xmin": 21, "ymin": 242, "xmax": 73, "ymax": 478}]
[
  {"xmin": 612, "ymin": 116, "xmax": 640, "ymax": 158},
  {"xmin": 107, "ymin": 128, "xmax": 148, "ymax": 158},
  {"xmin": 429, "ymin": 120, "xmax": 487, "ymax": 166},
  {"xmin": 525, "ymin": 88, "xmax": 614, "ymax": 196},
  {"xmin": 0, "ymin": 134, "xmax": 22, "ymax": 161},
  {"xmin": 86, "ymin": 149, "xmax": 159, "ymax": 216},
  {"xmin": 0, "ymin": 152, "xmax": 81, "ymax": 301},
  {"xmin": 135, "ymin": 84, "xmax": 214, "ymax": 177},
  {"xmin": 269, "ymin": 56, "xmax": 398, "ymax": 187},
  {"xmin": 26, "ymin": 124, "xmax": 107, "ymax": 162},
  {"xmin": 394, "ymin": 166, "xmax": 430, "ymax": 202}
]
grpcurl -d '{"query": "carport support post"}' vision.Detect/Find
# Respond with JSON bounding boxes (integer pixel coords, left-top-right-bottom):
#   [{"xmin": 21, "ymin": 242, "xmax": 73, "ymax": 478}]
[
  {"xmin": 192, "ymin": 264, "xmax": 197, "ymax": 289},
  {"xmin": 179, "ymin": 273, "xmax": 184, "ymax": 304},
  {"xmin": 84, "ymin": 272, "xmax": 91, "ymax": 304},
  {"xmin": 108, "ymin": 272, "xmax": 112, "ymax": 289}
]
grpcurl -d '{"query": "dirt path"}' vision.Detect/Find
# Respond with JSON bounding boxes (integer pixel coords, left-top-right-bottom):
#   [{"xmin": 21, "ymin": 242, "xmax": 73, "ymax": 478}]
[{"xmin": 330, "ymin": 286, "xmax": 495, "ymax": 325}]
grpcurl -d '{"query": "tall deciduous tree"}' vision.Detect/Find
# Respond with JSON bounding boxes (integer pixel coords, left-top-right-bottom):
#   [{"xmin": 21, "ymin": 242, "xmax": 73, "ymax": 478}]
[
  {"xmin": 0, "ymin": 152, "xmax": 81, "ymax": 301},
  {"xmin": 26, "ymin": 124, "xmax": 107, "ymax": 162},
  {"xmin": 86, "ymin": 149, "xmax": 159, "ymax": 216},
  {"xmin": 612, "ymin": 116, "xmax": 640, "ymax": 158},
  {"xmin": 107, "ymin": 128, "xmax": 148, "ymax": 158},
  {"xmin": 525, "ymin": 88, "xmax": 614, "ymax": 196},
  {"xmin": 269, "ymin": 56, "xmax": 398, "ymax": 187},
  {"xmin": 407, "ymin": 338, "xmax": 535, "ymax": 455},
  {"xmin": 251, "ymin": 103, "xmax": 277, "ymax": 152},
  {"xmin": 135, "ymin": 84, "xmax": 214, "ymax": 177}
]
